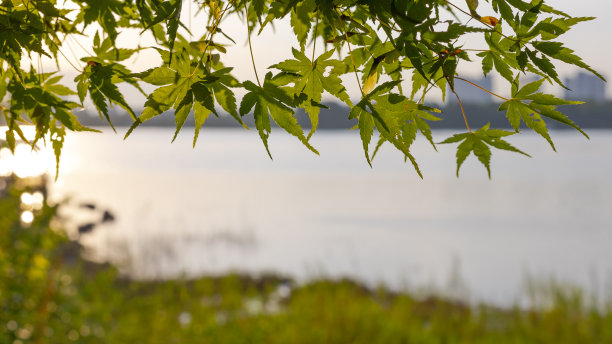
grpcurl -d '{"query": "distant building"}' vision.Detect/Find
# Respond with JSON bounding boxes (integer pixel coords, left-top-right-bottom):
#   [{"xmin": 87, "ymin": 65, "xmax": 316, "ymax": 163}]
[
  {"xmin": 521, "ymin": 74, "xmax": 541, "ymax": 86},
  {"xmin": 564, "ymin": 72, "xmax": 606, "ymax": 102},
  {"xmin": 448, "ymin": 76, "xmax": 493, "ymax": 104}
]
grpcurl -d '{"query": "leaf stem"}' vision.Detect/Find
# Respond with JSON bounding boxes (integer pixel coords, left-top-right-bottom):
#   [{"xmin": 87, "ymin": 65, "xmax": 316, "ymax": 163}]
[
  {"xmin": 373, "ymin": 14, "xmax": 401, "ymax": 33},
  {"xmin": 245, "ymin": 5, "xmax": 261, "ymax": 87},
  {"xmin": 441, "ymin": 0, "xmax": 519, "ymax": 42},
  {"xmin": 311, "ymin": 16, "xmax": 319, "ymax": 65},
  {"xmin": 56, "ymin": 48, "xmax": 83, "ymax": 72},
  {"xmin": 67, "ymin": 34, "xmax": 95, "ymax": 56},
  {"xmin": 44, "ymin": 32, "xmax": 83, "ymax": 72},
  {"xmin": 335, "ymin": 8, "xmax": 364, "ymax": 96},
  {"xmin": 341, "ymin": 34, "xmax": 363, "ymax": 97},
  {"xmin": 189, "ymin": 3, "xmax": 230, "ymax": 77},
  {"xmin": 418, "ymin": 75, "xmax": 445, "ymax": 104},
  {"xmin": 449, "ymin": 81, "xmax": 472, "ymax": 133},
  {"xmin": 455, "ymin": 76, "xmax": 511, "ymax": 101}
]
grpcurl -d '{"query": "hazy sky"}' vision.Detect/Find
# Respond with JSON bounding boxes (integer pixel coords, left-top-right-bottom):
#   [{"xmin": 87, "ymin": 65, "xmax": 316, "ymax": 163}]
[
  {"xmin": 221, "ymin": 0, "xmax": 612, "ymax": 100},
  {"xmin": 37, "ymin": 0, "xmax": 612, "ymax": 105}
]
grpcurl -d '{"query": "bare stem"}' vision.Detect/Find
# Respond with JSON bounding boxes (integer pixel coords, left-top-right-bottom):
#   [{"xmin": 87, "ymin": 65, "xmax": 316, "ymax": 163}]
[
  {"xmin": 418, "ymin": 75, "xmax": 446, "ymax": 104},
  {"xmin": 189, "ymin": 3, "xmax": 231, "ymax": 77},
  {"xmin": 441, "ymin": 0, "xmax": 519, "ymax": 42},
  {"xmin": 311, "ymin": 16, "xmax": 319, "ymax": 64},
  {"xmin": 245, "ymin": 5, "xmax": 261, "ymax": 87},
  {"xmin": 345, "ymin": 34, "xmax": 364, "ymax": 96},
  {"xmin": 57, "ymin": 48, "xmax": 82, "ymax": 72},
  {"xmin": 335, "ymin": 8, "xmax": 364, "ymax": 96},
  {"xmin": 449, "ymin": 83, "xmax": 472, "ymax": 133},
  {"xmin": 373, "ymin": 14, "xmax": 401, "ymax": 33},
  {"xmin": 456, "ymin": 76, "xmax": 511, "ymax": 101}
]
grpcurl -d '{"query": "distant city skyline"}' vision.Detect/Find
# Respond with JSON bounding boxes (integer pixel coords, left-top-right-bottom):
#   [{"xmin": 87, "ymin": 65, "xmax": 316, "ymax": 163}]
[
  {"xmin": 448, "ymin": 71, "xmax": 609, "ymax": 105},
  {"xmin": 564, "ymin": 72, "xmax": 607, "ymax": 102}
]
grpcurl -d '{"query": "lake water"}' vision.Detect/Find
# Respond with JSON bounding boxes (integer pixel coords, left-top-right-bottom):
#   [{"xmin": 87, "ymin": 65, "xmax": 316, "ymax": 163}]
[{"xmin": 41, "ymin": 128, "xmax": 612, "ymax": 305}]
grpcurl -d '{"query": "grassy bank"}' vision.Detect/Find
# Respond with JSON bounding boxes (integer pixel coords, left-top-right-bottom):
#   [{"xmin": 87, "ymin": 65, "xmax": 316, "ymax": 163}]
[{"xmin": 77, "ymin": 274, "xmax": 612, "ymax": 344}]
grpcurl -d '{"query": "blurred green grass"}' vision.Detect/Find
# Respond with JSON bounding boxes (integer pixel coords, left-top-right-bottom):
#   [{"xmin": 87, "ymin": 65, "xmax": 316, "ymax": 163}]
[{"xmin": 2, "ymin": 176, "xmax": 612, "ymax": 343}]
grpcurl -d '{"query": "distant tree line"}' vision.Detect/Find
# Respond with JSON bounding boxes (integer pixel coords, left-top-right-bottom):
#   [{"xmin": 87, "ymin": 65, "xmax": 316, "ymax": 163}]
[{"xmin": 11, "ymin": 101, "xmax": 604, "ymax": 131}]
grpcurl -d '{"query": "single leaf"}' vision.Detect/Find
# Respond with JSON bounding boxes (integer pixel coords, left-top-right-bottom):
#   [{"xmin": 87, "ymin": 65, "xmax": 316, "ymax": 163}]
[
  {"xmin": 532, "ymin": 41, "xmax": 605, "ymax": 81},
  {"xmin": 193, "ymin": 102, "xmax": 211, "ymax": 147},
  {"xmin": 466, "ymin": 0, "xmax": 479, "ymax": 17},
  {"xmin": 481, "ymin": 16, "xmax": 499, "ymax": 26},
  {"xmin": 167, "ymin": 0, "xmax": 183, "ymax": 64},
  {"xmin": 241, "ymin": 77, "xmax": 318, "ymax": 158},
  {"xmin": 172, "ymin": 89, "xmax": 194, "ymax": 142}
]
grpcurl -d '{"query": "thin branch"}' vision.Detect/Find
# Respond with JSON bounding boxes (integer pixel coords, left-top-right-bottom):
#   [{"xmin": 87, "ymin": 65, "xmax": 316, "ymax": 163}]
[
  {"xmin": 56, "ymin": 48, "xmax": 83, "ymax": 72},
  {"xmin": 189, "ymin": 3, "xmax": 231, "ymax": 77},
  {"xmin": 188, "ymin": 0, "xmax": 192, "ymax": 36},
  {"xmin": 373, "ymin": 14, "xmax": 401, "ymax": 33},
  {"xmin": 245, "ymin": 5, "xmax": 261, "ymax": 87},
  {"xmin": 64, "ymin": 38, "xmax": 82, "ymax": 68},
  {"xmin": 440, "ymin": 0, "xmax": 519, "ymax": 43},
  {"xmin": 37, "ymin": 54, "xmax": 43, "ymax": 84},
  {"xmin": 418, "ymin": 75, "xmax": 446, "ymax": 104},
  {"xmin": 68, "ymin": 34, "xmax": 95, "ymax": 56},
  {"xmin": 311, "ymin": 16, "xmax": 319, "ymax": 64},
  {"xmin": 334, "ymin": 8, "xmax": 364, "ymax": 96},
  {"xmin": 455, "ymin": 76, "xmax": 511, "ymax": 101},
  {"xmin": 441, "ymin": 0, "xmax": 473, "ymax": 19},
  {"xmin": 345, "ymin": 36, "xmax": 364, "ymax": 96},
  {"xmin": 449, "ymin": 81, "xmax": 472, "ymax": 133}
]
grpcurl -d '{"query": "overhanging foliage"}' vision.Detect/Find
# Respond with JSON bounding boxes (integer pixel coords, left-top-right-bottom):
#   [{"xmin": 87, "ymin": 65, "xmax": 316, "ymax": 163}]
[{"xmin": 0, "ymin": 0, "xmax": 603, "ymax": 178}]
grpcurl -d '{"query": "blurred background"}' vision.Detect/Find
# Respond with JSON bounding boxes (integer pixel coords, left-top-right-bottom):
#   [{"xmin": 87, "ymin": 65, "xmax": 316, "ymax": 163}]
[
  {"xmin": 2, "ymin": 123, "xmax": 612, "ymax": 306},
  {"xmin": 1, "ymin": 0, "xmax": 612, "ymax": 306}
]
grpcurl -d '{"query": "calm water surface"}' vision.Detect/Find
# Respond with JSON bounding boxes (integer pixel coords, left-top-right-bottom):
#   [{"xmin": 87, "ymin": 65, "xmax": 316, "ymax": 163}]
[{"xmin": 46, "ymin": 128, "xmax": 612, "ymax": 305}]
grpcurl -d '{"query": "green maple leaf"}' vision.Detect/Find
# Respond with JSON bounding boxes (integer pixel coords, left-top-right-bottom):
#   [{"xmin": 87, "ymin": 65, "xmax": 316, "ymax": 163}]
[
  {"xmin": 350, "ymin": 81, "xmax": 435, "ymax": 177},
  {"xmin": 372, "ymin": 92, "xmax": 441, "ymax": 150},
  {"xmin": 7, "ymin": 71, "xmax": 99, "ymax": 177},
  {"xmin": 77, "ymin": 0, "xmax": 124, "ymax": 42},
  {"xmin": 272, "ymin": 48, "xmax": 351, "ymax": 139},
  {"xmin": 92, "ymin": 32, "xmax": 139, "ymax": 62},
  {"xmin": 128, "ymin": 46, "xmax": 245, "ymax": 145},
  {"xmin": 166, "ymin": 0, "xmax": 183, "ymax": 64},
  {"xmin": 499, "ymin": 78, "xmax": 587, "ymax": 150},
  {"xmin": 532, "ymin": 41, "xmax": 605, "ymax": 81},
  {"xmin": 240, "ymin": 73, "xmax": 318, "ymax": 158},
  {"xmin": 529, "ymin": 16, "xmax": 594, "ymax": 41},
  {"xmin": 136, "ymin": 0, "xmax": 183, "ymax": 63},
  {"xmin": 290, "ymin": 0, "xmax": 316, "ymax": 50},
  {"xmin": 441, "ymin": 124, "xmax": 529, "ymax": 178},
  {"xmin": 75, "ymin": 63, "xmax": 137, "ymax": 132}
]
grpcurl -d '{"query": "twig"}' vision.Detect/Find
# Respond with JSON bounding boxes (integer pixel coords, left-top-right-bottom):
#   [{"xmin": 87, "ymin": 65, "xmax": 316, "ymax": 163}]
[
  {"xmin": 456, "ymin": 76, "xmax": 511, "ymax": 101},
  {"xmin": 345, "ymin": 35, "xmax": 364, "ymax": 96},
  {"xmin": 245, "ymin": 5, "xmax": 261, "ymax": 87},
  {"xmin": 418, "ymin": 75, "xmax": 446, "ymax": 104},
  {"xmin": 189, "ymin": 2, "xmax": 231, "ymax": 77},
  {"xmin": 440, "ymin": 0, "xmax": 519, "ymax": 43},
  {"xmin": 311, "ymin": 16, "xmax": 319, "ymax": 64},
  {"xmin": 334, "ymin": 8, "xmax": 364, "ymax": 96},
  {"xmin": 449, "ymin": 81, "xmax": 471, "ymax": 132}
]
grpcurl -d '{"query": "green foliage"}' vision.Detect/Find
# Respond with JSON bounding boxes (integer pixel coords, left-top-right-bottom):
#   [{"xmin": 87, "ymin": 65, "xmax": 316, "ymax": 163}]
[
  {"xmin": 0, "ymin": 0, "xmax": 604, "ymax": 177},
  {"xmin": 271, "ymin": 48, "xmax": 351, "ymax": 139},
  {"xmin": 240, "ymin": 72, "xmax": 319, "ymax": 158},
  {"xmin": 0, "ymin": 176, "xmax": 116, "ymax": 344},
  {"xmin": 2, "ymin": 182, "xmax": 612, "ymax": 343},
  {"xmin": 440, "ymin": 123, "xmax": 528, "ymax": 178}
]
